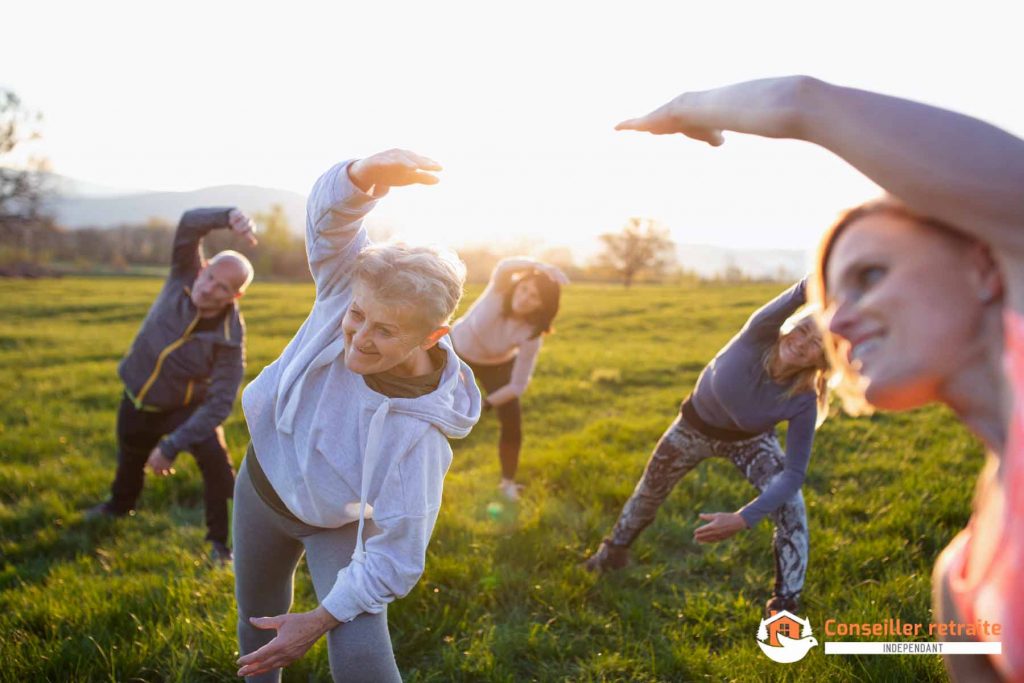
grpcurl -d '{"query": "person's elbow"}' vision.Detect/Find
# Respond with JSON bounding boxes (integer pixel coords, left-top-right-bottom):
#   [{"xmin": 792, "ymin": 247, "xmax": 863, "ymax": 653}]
[
  {"xmin": 774, "ymin": 75, "xmax": 829, "ymax": 139},
  {"xmin": 203, "ymin": 386, "xmax": 239, "ymax": 424},
  {"xmin": 364, "ymin": 547, "xmax": 426, "ymax": 604},
  {"xmin": 784, "ymin": 472, "xmax": 807, "ymax": 497},
  {"xmin": 177, "ymin": 207, "xmax": 227, "ymax": 230},
  {"xmin": 775, "ymin": 471, "xmax": 807, "ymax": 502},
  {"xmin": 392, "ymin": 562, "xmax": 426, "ymax": 600},
  {"xmin": 177, "ymin": 208, "xmax": 205, "ymax": 227}
]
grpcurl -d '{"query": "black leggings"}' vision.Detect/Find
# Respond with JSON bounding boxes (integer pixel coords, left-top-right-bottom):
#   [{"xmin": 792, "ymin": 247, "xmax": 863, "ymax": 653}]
[
  {"xmin": 109, "ymin": 394, "xmax": 235, "ymax": 543},
  {"xmin": 466, "ymin": 358, "xmax": 522, "ymax": 480}
]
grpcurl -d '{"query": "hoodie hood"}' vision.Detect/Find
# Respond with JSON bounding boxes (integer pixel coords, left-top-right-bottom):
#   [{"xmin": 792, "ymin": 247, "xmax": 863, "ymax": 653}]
[
  {"xmin": 275, "ymin": 331, "xmax": 480, "ymax": 437},
  {"xmin": 362, "ymin": 335, "xmax": 481, "ymax": 438}
]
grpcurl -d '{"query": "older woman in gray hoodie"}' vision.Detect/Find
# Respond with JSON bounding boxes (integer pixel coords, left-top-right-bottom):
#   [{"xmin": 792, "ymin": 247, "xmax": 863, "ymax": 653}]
[{"xmin": 233, "ymin": 149, "xmax": 481, "ymax": 682}]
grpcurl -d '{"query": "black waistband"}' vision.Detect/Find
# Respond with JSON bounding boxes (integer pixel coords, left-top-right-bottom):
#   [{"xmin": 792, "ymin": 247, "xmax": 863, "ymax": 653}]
[
  {"xmin": 680, "ymin": 396, "xmax": 763, "ymax": 442},
  {"xmin": 243, "ymin": 444, "xmax": 308, "ymax": 526}
]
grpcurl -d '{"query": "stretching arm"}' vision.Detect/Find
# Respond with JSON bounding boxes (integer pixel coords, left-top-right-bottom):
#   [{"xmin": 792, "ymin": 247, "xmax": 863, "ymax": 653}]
[
  {"xmin": 489, "ymin": 258, "xmax": 569, "ymax": 294},
  {"xmin": 742, "ymin": 278, "xmax": 808, "ymax": 341},
  {"xmin": 737, "ymin": 400, "xmax": 816, "ymax": 528},
  {"xmin": 484, "ymin": 337, "xmax": 542, "ymax": 407},
  {"xmin": 618, "ymin": 76, "xmax": 1024, "ymax": 302}
]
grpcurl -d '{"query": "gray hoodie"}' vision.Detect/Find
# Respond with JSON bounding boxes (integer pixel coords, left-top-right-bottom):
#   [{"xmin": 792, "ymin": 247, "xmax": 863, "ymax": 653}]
[{"xmin": 241, "ymin": 161, "xmax": 481, "ymax": 623}]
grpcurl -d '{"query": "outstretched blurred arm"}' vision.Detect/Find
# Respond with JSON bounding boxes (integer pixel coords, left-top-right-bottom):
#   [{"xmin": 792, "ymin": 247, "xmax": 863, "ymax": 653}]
[
  {"xmin": 617, "ymin": 76, "xmax": 1024, "ymax": 261},
  {"xmin": 488, "ymin": 257, "xmax": 570, "ymax": 293}
]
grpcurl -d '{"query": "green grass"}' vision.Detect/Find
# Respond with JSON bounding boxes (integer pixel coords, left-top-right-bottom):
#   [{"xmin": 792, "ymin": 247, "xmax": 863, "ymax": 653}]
[{"xmin": 0, "ymin": 277, "xmax": 982, "ymax": 681}]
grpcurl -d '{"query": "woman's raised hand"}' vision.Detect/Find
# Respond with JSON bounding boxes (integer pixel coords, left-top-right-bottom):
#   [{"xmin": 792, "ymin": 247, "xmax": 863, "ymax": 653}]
[
  {"xmin": 615, "ymin": 76, "xmax": 820, "ymax": 146},
  {"xmin": 348, "ymin": 149, "xmax": 443, "ymax": 198}
]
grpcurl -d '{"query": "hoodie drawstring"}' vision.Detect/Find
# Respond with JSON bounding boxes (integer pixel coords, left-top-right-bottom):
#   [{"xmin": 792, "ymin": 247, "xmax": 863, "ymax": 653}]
[{"xmin": 352, "ymin": 398, "xmax": 390, "ymax": 564}]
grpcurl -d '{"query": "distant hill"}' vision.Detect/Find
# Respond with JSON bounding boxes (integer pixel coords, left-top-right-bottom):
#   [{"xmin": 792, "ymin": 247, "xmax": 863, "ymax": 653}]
[
  {"xmin": 41, "ymin": 174, "xmax": 809, "ymax": 280},
  {"xmin": 43, "ymin": 174, "xmax": 307, "ymax": 233},
  {"xmin": 675, "ymin": 243, "xmax": 809, "ymax": 280}
]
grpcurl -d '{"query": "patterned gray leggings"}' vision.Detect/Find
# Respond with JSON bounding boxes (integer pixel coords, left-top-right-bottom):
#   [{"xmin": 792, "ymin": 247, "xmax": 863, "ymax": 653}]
[{"xmin": 608, "ymin": 414, "xmax": 808, "ymax": 598}]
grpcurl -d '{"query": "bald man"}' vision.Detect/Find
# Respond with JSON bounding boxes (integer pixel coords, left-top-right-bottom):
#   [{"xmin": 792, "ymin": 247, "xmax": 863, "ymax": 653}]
[{"xmin": 87, "ymin": 208, "xmax": 257, "ymax": 563}]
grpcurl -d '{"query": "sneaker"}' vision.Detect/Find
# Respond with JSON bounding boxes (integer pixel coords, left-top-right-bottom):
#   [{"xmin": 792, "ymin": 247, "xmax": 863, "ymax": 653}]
[
  {"xmin": 210, "ymin": 541, "xmax": 233, "ymax": 565},
  {"xmin": 582, "ymin": 540, "xmax": 630, "ymax": 573},
  {"xmin": 765, "ymin": 594, "xmax": 800, "ymax": 617},
  {"xmin": 498, "ymin": 479, "xmax": 523, "ymax": 502},
  {"xmin": 84, "ymin": 501, "xmax": 127, "ymax": 520}
]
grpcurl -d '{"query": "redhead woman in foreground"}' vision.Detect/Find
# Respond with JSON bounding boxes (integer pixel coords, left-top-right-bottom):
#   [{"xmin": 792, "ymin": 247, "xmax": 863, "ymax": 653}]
[
  {"xmin": 450, "ymin": 259, "xmax": 567, "ymax": 500},
  {"xmin": 617, "ymin": 75, "xmax": 1024, "ymax": 682}
]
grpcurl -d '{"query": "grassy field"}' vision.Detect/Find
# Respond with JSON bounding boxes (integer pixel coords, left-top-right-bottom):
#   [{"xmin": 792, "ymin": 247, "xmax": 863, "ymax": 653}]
[{"xmin": 0, "ymin": 277, "xmax": 984, "ymax": 682}]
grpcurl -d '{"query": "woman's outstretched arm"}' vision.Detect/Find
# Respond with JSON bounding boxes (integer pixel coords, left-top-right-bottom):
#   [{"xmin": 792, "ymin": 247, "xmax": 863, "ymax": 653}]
[{"xmin": 618, "ymin": 76, "xmax": 1024, "ymax": 270}]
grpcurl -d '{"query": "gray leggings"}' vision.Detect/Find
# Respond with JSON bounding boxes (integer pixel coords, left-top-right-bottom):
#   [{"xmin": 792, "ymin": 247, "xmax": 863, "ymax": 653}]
[
  {"xmin": 608, "ymin": 414, "xmax": 809, "ymax": 598},
  {"xmin": 233, "ymin": 458, "xmax": 401, "ymax": 683}
]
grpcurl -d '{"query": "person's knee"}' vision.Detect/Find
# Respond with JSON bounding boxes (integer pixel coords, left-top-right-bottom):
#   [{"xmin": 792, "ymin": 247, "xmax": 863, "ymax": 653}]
[
  {"xmin": 498, "ymin": 409, "xmax": 522, "ymax": 442},
  {"xmin": 499, "ymin": 427, "xmax": 522, "ymax": 446},
  {"xmin": 192, "ymin": 432, "xmax": 232, "ymax": 462},
  {"xmin": 496, "ymin": 398, "xmax": 521, "ymax": 418},
  {"xmin": 771, "ymin": 508, "xmax": 808, "ymax": 539},
  {"xmin": 192, "ymin": 441, "xmax": 235, "ymax": 492},
  {"xmin": 235, "ymin": 576, "xmax": 294, "ymax": 623},
  {"xmin": 326, "ymin": 614, "xmax": 398, "ymax": 683},
  {"xmin": 780, "ymin": 493, "xmax": 807, "ymax": 517},
  {"xmin": 202, "ymin": 471, "xmax": 235, "ymax": 501}
]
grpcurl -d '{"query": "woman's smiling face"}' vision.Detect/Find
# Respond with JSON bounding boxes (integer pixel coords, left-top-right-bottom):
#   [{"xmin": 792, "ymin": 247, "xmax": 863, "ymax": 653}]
[
  {"xmin": 511, "ymin": 277, "xmax": 543, "ymax": 316},
  {"xmin": 777, "ymin": 319, "xmax": 824, "ymax": 371},
  {"xmin": 341, "ymin": 285, "xmax": 433, "ymax": 376},
  {"xmin": 824, "ymin": 212, "xmax": 992, "ymax": 410}
]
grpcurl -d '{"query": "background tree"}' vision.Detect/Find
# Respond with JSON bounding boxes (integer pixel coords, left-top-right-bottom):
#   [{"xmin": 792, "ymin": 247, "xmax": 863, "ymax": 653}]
[
  {"xmin": 456, "ymin": 245, "xmax": 502, "ymax": 284},
  {"xmin": 0, "ymin": 89, "xmax": 56, "ymax": 264},
  {"xmin": 250, "ymin": 203, "xmax": 307, "ymax": 279},
  {"xmin": 594, "ymin": 217, "xmax": 676, "ymax": 287},
  {"xmin": 205, "ymin": 203, "xmax": 309, "ymax": 281}
]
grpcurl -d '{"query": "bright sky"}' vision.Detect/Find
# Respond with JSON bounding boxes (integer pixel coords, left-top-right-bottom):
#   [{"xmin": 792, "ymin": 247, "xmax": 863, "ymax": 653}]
[{"xmin": 3, "ymin": 0, "xmax": 1022, "ymax": 255}]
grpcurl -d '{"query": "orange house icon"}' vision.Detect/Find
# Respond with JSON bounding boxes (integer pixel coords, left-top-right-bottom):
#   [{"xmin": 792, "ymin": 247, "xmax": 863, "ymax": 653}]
[{"xmin": 761, "ymin": 610, "xmax": 811, "ymax": 647}]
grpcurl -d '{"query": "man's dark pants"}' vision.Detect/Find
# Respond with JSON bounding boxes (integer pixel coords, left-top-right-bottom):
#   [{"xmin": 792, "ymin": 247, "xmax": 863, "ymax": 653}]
[{"xmin": 109, "ymin": 394, "xmax": 235, "ymax": 544}]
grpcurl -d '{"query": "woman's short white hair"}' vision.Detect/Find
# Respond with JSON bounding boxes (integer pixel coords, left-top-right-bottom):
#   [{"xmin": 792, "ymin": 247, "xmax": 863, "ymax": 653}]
[{"xmin": 353, "ymin": 242, "xmax": 467, "ymax": 329}]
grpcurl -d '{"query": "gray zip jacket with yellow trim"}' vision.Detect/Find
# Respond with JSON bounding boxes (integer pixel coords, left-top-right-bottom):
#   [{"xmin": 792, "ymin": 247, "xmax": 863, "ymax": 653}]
[{"xmin": 117, "ymin": 208, "xmax": 246, "ymax": 459}]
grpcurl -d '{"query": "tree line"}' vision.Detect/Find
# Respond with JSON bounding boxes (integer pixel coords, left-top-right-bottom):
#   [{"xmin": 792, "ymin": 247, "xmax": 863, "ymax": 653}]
[
  {"xmin": 0, "ymin": 209, "xmax": 693, "ymax": 286},
  {"xmin": 1, "ymin": 87, "xmax": 775, "ymax": 286}
]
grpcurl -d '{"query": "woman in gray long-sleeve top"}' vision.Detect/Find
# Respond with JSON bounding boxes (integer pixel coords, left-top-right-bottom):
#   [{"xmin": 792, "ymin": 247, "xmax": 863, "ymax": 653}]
[{"xmin": 584, "ymin": 279, "xmax": 830, "ymax": 615}]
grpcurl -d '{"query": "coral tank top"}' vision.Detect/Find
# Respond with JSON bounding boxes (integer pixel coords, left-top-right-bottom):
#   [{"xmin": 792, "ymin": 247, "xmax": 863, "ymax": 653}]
[{"xmin": 941, "ymin": 309, "xmax": 1024, "ymax": 680}]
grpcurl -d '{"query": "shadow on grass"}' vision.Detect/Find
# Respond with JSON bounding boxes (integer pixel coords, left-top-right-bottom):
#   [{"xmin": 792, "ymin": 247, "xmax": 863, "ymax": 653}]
[
  {"xmin": 1, "ymin": 485, "xmax": 213, "ymax": 592},
  {"xmin": 0, "ymin": 515, "xmax": 124, "ymax": 590}
]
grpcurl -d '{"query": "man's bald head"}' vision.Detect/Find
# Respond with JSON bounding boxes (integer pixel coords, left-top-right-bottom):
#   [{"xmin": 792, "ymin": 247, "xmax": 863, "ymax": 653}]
[
  {"xmin": 191, "ymin": 250, "xmax": 255, "ymax": 315},
  {"xmin": 208, "ymin": 250, "xmax": 254, "ymax": 292}
]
